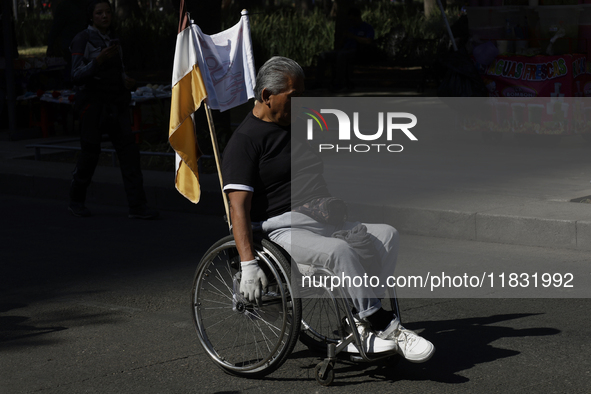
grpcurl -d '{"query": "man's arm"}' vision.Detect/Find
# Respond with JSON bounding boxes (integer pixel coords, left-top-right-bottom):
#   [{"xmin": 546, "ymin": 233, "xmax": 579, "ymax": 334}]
[
  {"xmin": 227, "ymin": 190, "xmax": 255, "ymax": 262},
  {"xmin": 227, "ymin": 190, "xmax": 268, "ymax": 305}
]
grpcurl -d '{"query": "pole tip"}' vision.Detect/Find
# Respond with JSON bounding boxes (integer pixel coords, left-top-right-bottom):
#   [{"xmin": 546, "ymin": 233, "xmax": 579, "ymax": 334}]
[{"xmin": 241, "ymin": 9, "xmax": 248, "ymax": 15}]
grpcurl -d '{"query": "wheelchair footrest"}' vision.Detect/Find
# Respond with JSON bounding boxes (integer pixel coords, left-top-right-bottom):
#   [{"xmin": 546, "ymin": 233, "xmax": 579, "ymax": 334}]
[{"xmin": 349, "ymin": 355, "xmax": 364, "ymax": 363}]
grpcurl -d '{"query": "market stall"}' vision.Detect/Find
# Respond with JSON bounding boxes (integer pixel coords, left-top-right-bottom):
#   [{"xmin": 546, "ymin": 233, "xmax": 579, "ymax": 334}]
[
  {"xmin": 466, "ymin": 1, "xmax": 591, "ymax": 136},
  {"xmin": 16, "ymin": 85, "xmax": 171, "ymax": 138},
  {"xmin": 480, "ymin": 53, "xmax": 589, "ymax": 97}
]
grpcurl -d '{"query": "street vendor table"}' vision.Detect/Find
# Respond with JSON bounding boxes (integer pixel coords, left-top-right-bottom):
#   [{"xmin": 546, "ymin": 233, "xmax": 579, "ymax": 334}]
[
  {"xmin": 16, "ymin": 86, "xmax": 171, "ymax": 138},
  {"xmin": 2, "ymin": 56, "xmax": 67, "ymax": 100}
]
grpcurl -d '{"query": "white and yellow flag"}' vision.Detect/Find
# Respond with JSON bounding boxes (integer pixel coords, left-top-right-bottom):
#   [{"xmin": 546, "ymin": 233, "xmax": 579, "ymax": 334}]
[{"xmin": 169, "ymin": 10, "xmax": 256, "ymax": 203}]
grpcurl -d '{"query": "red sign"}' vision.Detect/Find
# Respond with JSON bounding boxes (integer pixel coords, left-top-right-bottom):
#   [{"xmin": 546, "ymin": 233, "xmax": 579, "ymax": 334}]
[{"xmin": 481, "ymin": 54, "xmax": 587, "ymax": 98}]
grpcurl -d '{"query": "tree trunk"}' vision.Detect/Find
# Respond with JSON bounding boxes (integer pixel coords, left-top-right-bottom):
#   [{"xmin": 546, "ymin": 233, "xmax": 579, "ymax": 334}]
[
  {"xmin": 295, "ymin": 0, "xmax": 314, "ymax": 14},
  {"xmin": 2, "ymin": 0, "xmax": 18, "ymax": 132},
  {"xmin": 116, "ymin": 0, "xmax": 142, "ymax": 19},
  {"xmin": 333, "ymin": 0, "xmax": 353, "ymax": 51},
  {"xmin": 424, "ymin": 0, "xmax": 438, "ymax": 18},
  {"xmin": 321, "ymin": 0, "xmax": 332, "ymax": 16}
]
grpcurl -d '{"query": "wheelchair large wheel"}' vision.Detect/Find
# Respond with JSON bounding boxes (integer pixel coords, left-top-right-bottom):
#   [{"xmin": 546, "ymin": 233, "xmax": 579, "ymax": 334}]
[
  {"xmin": 299, "ymin": 285, "xmax": 348, "ymax": 354},
  {"xmin": 191, "ymin": 235, "xmax": 302, "ymax": 377}
]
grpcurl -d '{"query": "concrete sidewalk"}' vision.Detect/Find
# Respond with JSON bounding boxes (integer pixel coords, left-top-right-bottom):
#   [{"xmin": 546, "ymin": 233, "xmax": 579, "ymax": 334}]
[
  {"xmin": 2, "ymin": 94, "xmax": 591, "ymax": 251},
  {"xmin": 325, "ymin": 128, "xmax": 591, "ymax": 251}
]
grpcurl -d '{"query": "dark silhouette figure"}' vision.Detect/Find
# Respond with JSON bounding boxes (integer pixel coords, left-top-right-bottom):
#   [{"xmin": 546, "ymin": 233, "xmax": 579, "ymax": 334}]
[
  {"xmin": 46, "ymin": 0, "xmax": 87, "ymax": 88},
  {"xmin": 314, "ymin": 7, "xmax": 375, "ymax": 91},
  {"xmin": 68, "ymin": 0, "xmax": 158, "ymax": 219}
]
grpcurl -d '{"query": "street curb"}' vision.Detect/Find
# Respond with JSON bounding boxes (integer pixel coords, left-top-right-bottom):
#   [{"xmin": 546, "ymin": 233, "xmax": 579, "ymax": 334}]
[
  {"xmin": 347, "ymin": 202, "xmax": 591, "ymax": 251},
  {"xmin": 2, "ymin": 171, "xmax": 590, "ymax": 251}
]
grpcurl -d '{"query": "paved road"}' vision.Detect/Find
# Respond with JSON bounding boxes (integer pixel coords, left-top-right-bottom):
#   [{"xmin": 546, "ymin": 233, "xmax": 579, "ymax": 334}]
[{"xmin": 1, "ymin": 195, "xmax": 590, "ymax": 393}]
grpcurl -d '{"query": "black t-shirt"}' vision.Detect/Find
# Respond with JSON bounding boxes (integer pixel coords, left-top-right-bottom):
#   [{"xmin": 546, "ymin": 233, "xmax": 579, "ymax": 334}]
[{"xmin": 222, "ymin": 112, "xmax": 330, "ymax": 222}]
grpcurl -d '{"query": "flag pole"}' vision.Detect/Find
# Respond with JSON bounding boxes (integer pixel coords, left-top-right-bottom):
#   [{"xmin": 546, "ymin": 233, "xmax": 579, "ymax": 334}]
[
  {"xmin": 204, "ymin": 102, "xmax": 231, "ymax": 230},
  {"xmin": 203, "ymin": 9, "xmax": 252, "ymax": 231},
  {"xmin": 184, "ymin": 9, "xmax": 231, "ymax": 230}
]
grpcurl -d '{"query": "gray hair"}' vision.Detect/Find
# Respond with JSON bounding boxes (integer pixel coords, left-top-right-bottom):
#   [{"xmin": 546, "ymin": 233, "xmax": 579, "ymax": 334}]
[{"xmin": 254, "ymin": 56, "xmax": 304, "ymax": 102}]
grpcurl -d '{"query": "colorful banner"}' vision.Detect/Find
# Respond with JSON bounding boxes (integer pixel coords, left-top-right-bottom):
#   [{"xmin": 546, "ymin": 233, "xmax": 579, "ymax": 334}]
[
  {"xmin": 480, "ymin": 54, "xmax": 588, "ymax": 98},
  {"xmin": 472, "ymin": 54, "xmax": 591, "ymax": 135}
]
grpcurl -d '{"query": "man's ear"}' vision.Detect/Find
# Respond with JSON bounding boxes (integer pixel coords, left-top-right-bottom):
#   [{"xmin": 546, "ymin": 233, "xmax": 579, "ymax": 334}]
[{"xmin": 261, "ymin": 88, "xmax": 272, "ymax": 105}]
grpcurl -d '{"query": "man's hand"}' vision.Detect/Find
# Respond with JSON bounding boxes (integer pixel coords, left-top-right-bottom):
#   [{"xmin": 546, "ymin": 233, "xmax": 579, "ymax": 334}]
[{"xmin": 240, "ymin": 259, "xmax": 268, "ymax": 305}]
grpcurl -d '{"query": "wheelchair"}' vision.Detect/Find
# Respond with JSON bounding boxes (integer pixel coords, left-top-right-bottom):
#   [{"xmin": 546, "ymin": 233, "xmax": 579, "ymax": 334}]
[{"xmin": 191, "ymin": 233, "xmax": 401, "ymax": 386}]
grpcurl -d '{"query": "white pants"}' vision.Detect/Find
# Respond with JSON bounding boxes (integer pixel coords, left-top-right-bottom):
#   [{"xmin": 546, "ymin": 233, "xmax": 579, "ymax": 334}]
[{"xmin": 263, "ymin": 212, "xmax": 399, "ymax": 319}]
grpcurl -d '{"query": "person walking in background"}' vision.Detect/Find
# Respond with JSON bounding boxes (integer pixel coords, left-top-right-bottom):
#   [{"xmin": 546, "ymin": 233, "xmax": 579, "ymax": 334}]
[{"xmin": 68, "ymin": 0, "xmax": 158, "ymax": 219}]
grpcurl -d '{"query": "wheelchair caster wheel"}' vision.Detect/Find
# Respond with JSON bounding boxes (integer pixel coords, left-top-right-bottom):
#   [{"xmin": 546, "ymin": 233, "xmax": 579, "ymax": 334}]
[{"xmin": 314, "ymin": 362, "xmax": 335, "ymax": 386}]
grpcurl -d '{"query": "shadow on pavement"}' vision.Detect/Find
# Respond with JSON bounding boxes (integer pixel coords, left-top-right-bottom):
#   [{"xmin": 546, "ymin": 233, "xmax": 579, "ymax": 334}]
[
  {"xmin": 0, "ymin": 292, "xmax": 124, "ymax": 350},
  {"xmin": 0, "ymin": 302, "xmax": 67, "ymax": 346},
  {"xmin": 0, "ymin": 194, "xmax": 229, "ymax": 351},
  {"xmin": 381, "ymin": 313, "xmax": 559, "ymax": 384},
  {"xmin": 261, "ymin": 312, "xmax": 560, "ymax": 385},
  {"xmin": 0, "ymin": 194, "xmax": 228, "ymax": 291}
]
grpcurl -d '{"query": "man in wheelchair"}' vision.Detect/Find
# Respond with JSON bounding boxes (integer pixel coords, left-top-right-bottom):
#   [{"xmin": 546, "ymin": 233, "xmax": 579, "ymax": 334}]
[{"xmin": 221, "ymin": 56, "xmax": 435, "ymax": 363}]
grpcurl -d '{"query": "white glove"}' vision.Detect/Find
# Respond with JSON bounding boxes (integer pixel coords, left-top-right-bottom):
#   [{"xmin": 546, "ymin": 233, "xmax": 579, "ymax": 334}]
[{"xmin": 240, "ymin": 259, "xmax": 268, "ymax": 305}]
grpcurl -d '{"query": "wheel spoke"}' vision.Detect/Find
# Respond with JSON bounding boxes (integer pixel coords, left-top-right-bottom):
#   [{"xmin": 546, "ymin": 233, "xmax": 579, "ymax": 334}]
[
  {"xmin": 252, "ymin": 315, "xmax": 274, "ymax": 355},
  {"xmin": 198, "ymin": 296, "xmax": 230, "ymax": 307},
  {"xmin": 202, "ymin": 311, "xmax": 236, "ymax": 330},
  {"xmin": 202, "ymin": 306, "xmax": 233, "ymax": 310},
  {"xmin": 203, "ymin": 281, "xmax": 233, "ymax": 302},
  {"xmin": 244, "ymin": 309, "xmax": 282, "ymax": 335},
  {"xmin": 200, "ymin": 309, "xmax": 235, "ymax": 321},
  {"xmin": 214, "ymin": 267, "xmax": 233, "ymax": 295}
]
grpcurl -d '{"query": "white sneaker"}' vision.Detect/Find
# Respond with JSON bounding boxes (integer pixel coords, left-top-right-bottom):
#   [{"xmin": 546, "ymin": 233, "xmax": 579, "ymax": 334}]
[
  {"xmin": 376, "ymin": 316, "xmax": 402, "ymax": 340},
  {"xmin": 392, "ymin": 328, "xmax": 435, "ymax": 363},
  {"xmin": 344, "ymin": 318, "xmax": 397, "ymax": 354},
  {"xmin": 375, "ymin": 317, "xmax": 435, "ymax": 362}
]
